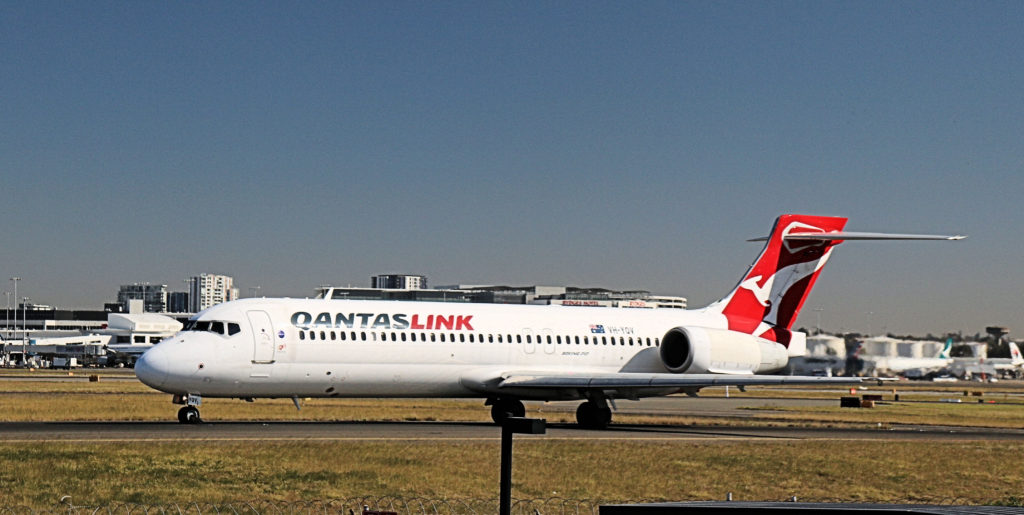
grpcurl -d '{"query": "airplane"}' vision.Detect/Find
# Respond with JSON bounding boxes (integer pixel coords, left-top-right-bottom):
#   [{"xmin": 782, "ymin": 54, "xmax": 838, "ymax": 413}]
[
  {"xmin": 860, "ymin": 338, "xmax": 954, "ymax": 378},
  {"xmin": 950, "ymin": 341, "xmax": 1024, "ymax": 380},
  {"xmin": 134, "ymin": 214, "xmax": 963, "ymax": 427}
]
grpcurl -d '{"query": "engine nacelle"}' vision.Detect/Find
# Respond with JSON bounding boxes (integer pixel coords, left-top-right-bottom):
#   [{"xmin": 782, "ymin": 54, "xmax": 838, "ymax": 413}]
[{"xmin": 659, "ymin": 326, "xmax": 789, "ymax": 374}]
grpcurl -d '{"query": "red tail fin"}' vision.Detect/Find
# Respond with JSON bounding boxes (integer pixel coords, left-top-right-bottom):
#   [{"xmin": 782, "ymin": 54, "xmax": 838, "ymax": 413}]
[{"xmin": 707, "ymin": 214, "xmax": 848, "ymax": 345}]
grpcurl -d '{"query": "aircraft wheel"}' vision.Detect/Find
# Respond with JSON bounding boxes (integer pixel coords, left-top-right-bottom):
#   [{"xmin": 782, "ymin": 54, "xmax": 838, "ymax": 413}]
[
  {"xmin": 576, "ymin": 401, "xmax": 612, "ymax": 429},
  {"xmin": 177, "ymin": 406, "xmax": 201, "ymax": 424},
  {"xmin": 489, "ymin": 399, "xmax": 525, "ymax": 425}
]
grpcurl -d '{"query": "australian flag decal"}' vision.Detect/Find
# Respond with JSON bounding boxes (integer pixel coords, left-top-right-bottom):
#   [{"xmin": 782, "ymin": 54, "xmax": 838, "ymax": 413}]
[{"xmin": 590, "ymin": 324, "xmax": 605, "ymax": 334}]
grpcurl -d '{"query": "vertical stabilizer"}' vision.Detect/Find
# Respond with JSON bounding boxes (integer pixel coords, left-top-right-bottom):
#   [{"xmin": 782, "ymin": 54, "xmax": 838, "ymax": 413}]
[{"xmin": 706, "ymin": 214, "xmax": 848, "ymax": 345}]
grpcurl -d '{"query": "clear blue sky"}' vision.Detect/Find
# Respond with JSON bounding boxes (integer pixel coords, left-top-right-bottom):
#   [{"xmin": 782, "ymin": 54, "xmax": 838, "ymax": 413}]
[{"xmin": 2, "ymin": 2, "xmax": 1021, "ymax": 337}]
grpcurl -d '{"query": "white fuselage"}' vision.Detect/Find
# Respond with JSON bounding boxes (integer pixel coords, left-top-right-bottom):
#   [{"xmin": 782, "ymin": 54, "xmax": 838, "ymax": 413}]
[{"xmin": 136, "ymin": 297, "xmax": 741, "ymax": 400}]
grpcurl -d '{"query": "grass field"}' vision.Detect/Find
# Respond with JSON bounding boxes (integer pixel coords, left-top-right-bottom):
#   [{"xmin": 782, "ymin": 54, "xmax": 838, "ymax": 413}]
[
  {"xmin": 3, "ymin": 440, "xmax": 1024, "ymax": 509},
  {"xmin": 2, "ymin": 372, "xmax": 1024, "ymax": 510}
]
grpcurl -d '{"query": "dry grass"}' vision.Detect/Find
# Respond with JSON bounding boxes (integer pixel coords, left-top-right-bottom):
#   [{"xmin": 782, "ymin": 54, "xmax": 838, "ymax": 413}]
[
  {"xmin": 2, "ymin": 375, "xmax": 1024, "ymax": 509},
  {"xmin": 1, "ymin": 440, "xmax": 1022, "ymax": 509},
  {"xmin": 2, "ymin": 376, "xmax": 1024, "ymax": 429}
]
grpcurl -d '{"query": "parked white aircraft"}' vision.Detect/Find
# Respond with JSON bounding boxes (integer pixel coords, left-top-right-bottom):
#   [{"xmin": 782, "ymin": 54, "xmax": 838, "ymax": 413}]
[
  {"xmin": 951, "ymin": 341, "xmax": 1024, "ymax": 380},
  {"xmin": 859, "ymin": 338, "xmax": 954, "ymax": 378},
  {"xmin": 135, "ymin": 214, "xmax": 963, "ymax": 426}
]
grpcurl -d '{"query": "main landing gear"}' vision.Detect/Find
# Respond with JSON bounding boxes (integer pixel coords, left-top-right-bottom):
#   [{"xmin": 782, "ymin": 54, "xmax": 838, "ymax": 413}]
[
  {"xmin": 487, "ymin": 398, "xmax": 525, "ymax": 425},
  {"xmin": 575, "ymin": 399, "xmax": 612, "ymax": 430},
  {"xmin": 173, "ymin": 393, "xmax": 202, "ymax": 424},
  {"xmin": 486, "ymin": 396, "xmax": 614, "ymax": 429}
]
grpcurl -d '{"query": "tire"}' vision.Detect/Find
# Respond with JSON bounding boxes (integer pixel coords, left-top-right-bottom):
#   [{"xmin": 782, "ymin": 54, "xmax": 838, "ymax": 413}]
[
  {"xmin": 489, "ymin": 399, "xmax": 526, "ymax": 425},
  {"xmin": 177, "ymin": 406, "xmax": 201, "ymax": 424},
  {"xmin": 576, "ymin": 401, "xmax": 612, "ymax": 429}
]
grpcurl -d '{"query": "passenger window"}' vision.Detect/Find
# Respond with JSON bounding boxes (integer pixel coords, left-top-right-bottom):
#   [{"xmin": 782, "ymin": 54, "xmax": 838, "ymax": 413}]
[
  {"xmin": 431, "ymin": 333, "xmax": 436, "ymax": 342},
  {"xmin": 360, "ymin": 332, "xmax": 367, "ymax": 341},
  {"xmin": 460, "ymin": 334, "xmax": 465, "ymax": 343},
  {"xmin": 134, "ymin": 335, "xmax": 146, "ymax": 343},
  {"xmin": 340, "ymin": 332, "xmax": 346, "ymax": 341},
  {"xmin": 299, "ymin": 331, "xmax": 306, "ymax": 341},
  {"xmin": 330, "ymin": 331, "xmax": 336, "ymax": 340},
  {"xmin": 556, "ymin": 336, "xmax": 562, "ymax": 344},
  {"xmin": 575, "ymin": 336, "xmax": 580, "ymax": 344},
  {"xmin": 321, "ymin": 331, "xmax": 327, "ymax": 340},
  {"xmin": 228, "ymin": 323, "xmax": 241, "ymax": 336},
  {"xmin": 390, "ymin": 332, "xmax": 397, "ymax": 342},
  {"xmin": 401, "ymin": 333, "xmax": 407, "ymax": 342},
  {"xmin": 628, "ymin": 337, "xmax": 634, "ymax": 346}
]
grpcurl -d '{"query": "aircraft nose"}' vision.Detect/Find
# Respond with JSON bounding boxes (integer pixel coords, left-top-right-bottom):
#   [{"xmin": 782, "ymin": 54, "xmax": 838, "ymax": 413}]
[{"xmin": 135, "ymin": 345, "xmax": 169, "ymax": 390}]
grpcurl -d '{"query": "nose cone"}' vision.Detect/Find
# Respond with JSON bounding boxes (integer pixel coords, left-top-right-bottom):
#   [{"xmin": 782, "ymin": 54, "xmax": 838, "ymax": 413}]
[{"xmin": 135, "ymin": 345, "xmax": 170, "ymax": 390}]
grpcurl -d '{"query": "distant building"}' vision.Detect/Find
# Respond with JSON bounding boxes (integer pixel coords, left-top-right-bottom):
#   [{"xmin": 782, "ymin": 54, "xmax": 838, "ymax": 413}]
[
  {"xmin": 188, "ymin": 273, "xmax": 238, "ymax": 312},
  {"xmin": 315, "ymin": 283, "xmax": 684, "ymax": 308},
  {"xmin": 116, "ymin": 283, "xmax": 168, "ymax": 313},
  {"xmin": 371, "ymin": 274, "xmax": 427, "ymax": 290},
  {"xmin": 167, "ymin": 291, "xmax": 190, "ymax": 313}
]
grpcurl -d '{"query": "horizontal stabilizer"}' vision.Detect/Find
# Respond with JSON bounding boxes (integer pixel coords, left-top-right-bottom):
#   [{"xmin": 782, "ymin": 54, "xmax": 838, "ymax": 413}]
[{"xmin": 749, "ymin": 232, "xmax": 966, "ymax": 242}]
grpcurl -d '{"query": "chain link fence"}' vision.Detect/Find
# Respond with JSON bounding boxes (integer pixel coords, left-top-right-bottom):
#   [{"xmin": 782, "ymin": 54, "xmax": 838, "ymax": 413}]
[{"xmin": 1, "ymin": 496, "xmax": 1021, "ymax": 515}]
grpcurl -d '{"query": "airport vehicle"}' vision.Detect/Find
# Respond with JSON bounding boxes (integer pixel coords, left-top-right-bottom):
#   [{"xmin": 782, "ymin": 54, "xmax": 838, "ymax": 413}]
[{"xmin": 134, "ymin": 214, "xmax": 963, "ymax": 426}]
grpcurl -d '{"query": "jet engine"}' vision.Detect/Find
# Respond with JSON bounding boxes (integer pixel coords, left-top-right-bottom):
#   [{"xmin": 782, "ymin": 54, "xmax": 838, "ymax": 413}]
[{"xmin": 659, "ymin": 326, "xmax": 789, "ymax": 374}]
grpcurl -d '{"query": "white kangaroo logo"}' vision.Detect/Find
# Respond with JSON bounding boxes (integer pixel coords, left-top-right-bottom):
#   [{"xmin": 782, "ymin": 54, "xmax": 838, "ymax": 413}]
[{"xmin": 739, "ymin": 275, "xmax": 774, "ymax": 307}]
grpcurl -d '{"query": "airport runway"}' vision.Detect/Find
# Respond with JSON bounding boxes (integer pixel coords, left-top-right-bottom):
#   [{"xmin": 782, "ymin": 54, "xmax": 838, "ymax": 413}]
[{"xmin": 1, "ymin": 420, "xmax": 1022, "ymax": 442}]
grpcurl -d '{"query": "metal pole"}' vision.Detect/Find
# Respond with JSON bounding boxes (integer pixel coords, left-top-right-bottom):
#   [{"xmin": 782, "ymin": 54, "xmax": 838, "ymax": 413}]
[
  {"xmin": 22, "ymin": 297, "xmax": 28, "ymax": 366},
  {"xmin": 10, "ymin": 278, "xmax": 19, "ymax": 341},
  {"xmin": 499, "ymin": 423, "xmax": 513, "ymax": 515}
]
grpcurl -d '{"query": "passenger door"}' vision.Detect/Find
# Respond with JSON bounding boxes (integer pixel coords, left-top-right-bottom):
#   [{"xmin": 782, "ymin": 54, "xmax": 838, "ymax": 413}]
[{"xmin": 247, "ymin": 310, "xmax": 276, "ymax": 364}]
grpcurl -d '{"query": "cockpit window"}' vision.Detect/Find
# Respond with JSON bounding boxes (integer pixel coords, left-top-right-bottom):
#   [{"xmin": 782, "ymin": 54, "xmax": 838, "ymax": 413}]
[{"xmin": 184, "ymin": 319, "xmax": 241, "ymax": 337}]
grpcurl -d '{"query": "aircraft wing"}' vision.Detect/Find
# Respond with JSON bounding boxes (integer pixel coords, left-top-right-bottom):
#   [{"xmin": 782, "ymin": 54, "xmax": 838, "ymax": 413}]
[{"xmin": 497, "ymin": 372, "xmax": 863, "ymax": 389}]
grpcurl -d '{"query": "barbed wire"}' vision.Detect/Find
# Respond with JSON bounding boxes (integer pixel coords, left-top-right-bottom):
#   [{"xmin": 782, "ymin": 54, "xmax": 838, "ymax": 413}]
[{"xmin": 1, "ymin": 495, "xmax": 1020, "ymax": 515}]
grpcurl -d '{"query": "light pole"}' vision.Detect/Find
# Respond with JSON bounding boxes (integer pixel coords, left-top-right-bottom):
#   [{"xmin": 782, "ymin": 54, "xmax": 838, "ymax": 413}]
[
  {"xmin": 248, "ymin": 285, "xmax": 261, "ymax": 298},
  {"xmin": 22, "ymin": 297, "xmax": 29, "ymax": 344},
  {"xmin": 813, "ymin": 308, "xmax": 824, "ymax": 335},
  {"xmin": 4, "ymin": 291, "xmax": 9, "ymax": 339},
  {"xmin": 9, "ymin": 278, "xmax": 19, "ymax": 340}
]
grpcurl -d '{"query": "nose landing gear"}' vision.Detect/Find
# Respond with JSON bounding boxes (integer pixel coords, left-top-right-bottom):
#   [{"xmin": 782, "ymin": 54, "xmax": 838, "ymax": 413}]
[
  {"xmin": 177, "ymin": 406, "xmax": 201, "ymax": 424},
  {"xmin": 173, "ymin": 393, "xmax": 203, "ymax": 424}
]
